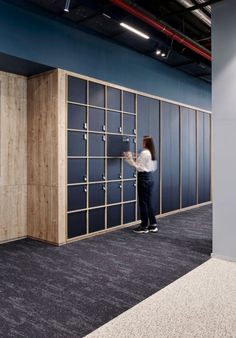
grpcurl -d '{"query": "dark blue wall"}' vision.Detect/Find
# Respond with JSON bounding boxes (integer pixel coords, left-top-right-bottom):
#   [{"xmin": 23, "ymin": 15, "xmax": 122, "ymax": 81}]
[{"xmin": 0, "ymin": 0, "xmax": 211, "ymax": 110}]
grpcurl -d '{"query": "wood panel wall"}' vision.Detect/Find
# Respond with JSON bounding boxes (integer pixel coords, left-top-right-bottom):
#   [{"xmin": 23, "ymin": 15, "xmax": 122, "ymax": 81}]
[
  {"xmin": 0, "ymin": 71, "xmax": 27, "ymax": 242},
  {"xmin": 27, "ymin": 70, "xmax": 66, "ymax": 245}
]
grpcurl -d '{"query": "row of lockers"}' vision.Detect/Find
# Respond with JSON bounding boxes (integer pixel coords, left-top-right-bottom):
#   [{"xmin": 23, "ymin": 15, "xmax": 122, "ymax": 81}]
[
  {"xmin": 66, "ymin": 75, "xmax": 211, "ymax": 240},
  {"xmin": 68, "ymin": 158, "xmax": 136, "ymax": 184},
  {"xmin": 68, "ymin": 76, "xmax": 136, "ymax": 113},
  {"xmin": 68, "ymin": 132, "xmax": 136, "ymax": 157},
  {"xmin": 68, "ymin": 103, "xmax": 136, "ymax": 134},
  {"xmin": 68, "ymin": 180, "xmax": 136, "ymax": 212},
  {"xmin": 68, "ymin": 203, "xmax": 136, "ymax": 238}
]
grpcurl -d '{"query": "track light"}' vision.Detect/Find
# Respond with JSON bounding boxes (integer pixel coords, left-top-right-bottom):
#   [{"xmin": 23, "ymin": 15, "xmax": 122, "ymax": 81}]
[
  {"xmin": 120, "ymin": 22, "xmax": 150, "ymax": 39},
  {"xmin": 64, "ymin": 0, "xmax": 70, "ymax": 12}
]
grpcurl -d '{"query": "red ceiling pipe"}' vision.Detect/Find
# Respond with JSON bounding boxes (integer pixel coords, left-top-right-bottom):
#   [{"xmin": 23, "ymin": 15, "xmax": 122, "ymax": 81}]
[{"xmin": 111, "ymin": 0, "xmax": 212, "ymax": 61}]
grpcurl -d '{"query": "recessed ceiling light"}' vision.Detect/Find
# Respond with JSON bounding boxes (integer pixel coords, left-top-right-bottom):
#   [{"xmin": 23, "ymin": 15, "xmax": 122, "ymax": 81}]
[
  {"xmin": 156, "ymin": 50, "xmax": 161, "ymax": 55},
  {"xmin": 120, "ymin": 22, "xmax": 150, "ymax": 39},
  {"xmin": 161, "ymin": 52, "xmax": 166, "ymax": 57},
  {"xmin": 64, "ymin": 0, "xmax": 70, "ymax": 12}
]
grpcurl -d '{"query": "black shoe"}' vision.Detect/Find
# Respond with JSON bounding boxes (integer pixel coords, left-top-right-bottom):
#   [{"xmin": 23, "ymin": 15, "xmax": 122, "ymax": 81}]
[
  {"xmin": 133, "ymin": 226, "xmax": 149, "ymax": 234},
  {"xmin": 148, "ymin": 224, "xmax": 158, "ymax": 233}
]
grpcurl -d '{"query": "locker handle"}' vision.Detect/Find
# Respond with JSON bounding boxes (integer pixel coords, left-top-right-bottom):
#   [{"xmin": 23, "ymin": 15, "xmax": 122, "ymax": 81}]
[
  {"xmin": 133, "ymin": 138, "xmax": 136, "ymax": 143},
  {"xmin": 133, "ymin": 183, "xmax": 136, "ymax": 187},
  {"xmin": 102, "ymin": 175, "xmax": 106, "ymax": 180},
  {"xmin": 83, "ymin": 176, "xmax": 87, "ymax": 182},
  {"xmin": 133, "ymin": 129, "xmax": 136, "ymax": 135},
  {"xmin": 119, "ymin": 185, "xmax": 122, "ymax": 189},
  {"xmin": 119, "ymin": 174, "xmax": 122, "ymax": 179},
  {"xmin": 103, "ymin": 186, "xmax": 106, "ymax": 191},
  {"xmin": 102, "ymin": 125, "xmax": 106, "ymax": 131},
  {"xmin": 119, "ymin": 127, "xmax": 122, "ymax": 133},
  {"xmin": 83, "ymin": 134, "xmax": 87, "ymax": 141},
  {"xmin": 83, "ymin": 122, "xmax": 87, "ymax": 130},
  {"xmin": 84, "ymin": 187, "xmax": 87, "ymax": 192},
  {"xmin": 133, "ymin": 173, "xmax": 137, "ymax": 178},
  {"xmin": 102, "ymin": 135, "xmax": 106, "ymax": 142}
]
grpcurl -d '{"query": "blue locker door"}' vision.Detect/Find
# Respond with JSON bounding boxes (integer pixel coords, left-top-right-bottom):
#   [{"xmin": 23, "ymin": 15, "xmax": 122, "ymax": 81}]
[
  {"xmin": 123, "ymin": 91, "xmax": 135, "ymax": 113},
  {"xmin": 107, "ymin": 111, "xmax": 121, "ymax": 133},
  {"xmin": 181, "ymin": 107, "xmax": 197, "ymax": 208},
  {"xmin": 89, "ymin": 108, "xmax": 105, "ymax": 132},
  {"xmin": 89, "ymin": 82, "xmax": 105, "ymax": 107},
  {"xmin": 123, "ymin": 114, "xmax": 136, "ymax": 135},
  {"xmin": 89, "ymin": 183, "xmax": 105, "ymax": 208},
  {"xmin": 68, "ymin": 104, "xmax": 87, "ymax": 130},
  {"xmin": 68, "ymin": 185, "xmax": 87, "ymax": 211},
  {"xmin": 198, "ymin": 112, "xmax": 211, "ymax": 203},
  {"xmin": 68, "ymin": 159, "xmax": 87, "ymax": 184},
  {"xmin": 123, "ymin": 180, "xmax": 136, "ymax": 202},
  {"xmin": 68, "ymin": 76, "xmax": 87, "ymax": 104},
  {"xmin": 107, "ymin": 182, "xmax": 122, "ymax": 204},
  {"xmin": 123, "ymin": 160, "xmax": 136, "ymax": 179},
  {"xmin": 68, "ymin": 211, "xmax": 87, "ymax": 238},
  {"xmin": 107, "ymin": 205, "xmax": 121, "ymax": 228},
  {"xmin": 89, "ymin": 159, "xmax": 105, "ymax": 182},
  {"xmin": 161, "ymin": 102, "xmax": 180, "ymax": 213},
  {"xmin": 68, "ymin": 131, "xmax": 87, "ymax": 156},
  {"xmin": 123, "ymin": 202, "xmax": 136, "ymax": 224},
  {"xmin": 107, "ymin": 159, "xmax": 121, "ymax": 181},
  {"xmin": 89, "ymin": 133, "xmax": 105, "ymax": 157},
  {"xmin": 89, "ymin": 208, "xmax": 105, "ymax": 233},
  {"xmin": 107, "ymin": 87, "xmax": 121, "ymax": 111}
]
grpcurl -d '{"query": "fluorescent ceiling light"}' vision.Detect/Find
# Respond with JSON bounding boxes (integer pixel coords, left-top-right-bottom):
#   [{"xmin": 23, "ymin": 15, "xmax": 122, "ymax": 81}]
[
  {"xmin": 120, "ymin": 22, "xmax": 150, "ymax": 39},
  {"xmin": 103, "ymin": 13, "xmax": 111, "ymax": 19}
]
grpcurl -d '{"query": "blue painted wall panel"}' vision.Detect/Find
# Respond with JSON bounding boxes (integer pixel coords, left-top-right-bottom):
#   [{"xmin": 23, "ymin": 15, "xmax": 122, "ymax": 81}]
[{"xmin": 0, "ymin": 1, "xmax": 211, "ymax": 110}]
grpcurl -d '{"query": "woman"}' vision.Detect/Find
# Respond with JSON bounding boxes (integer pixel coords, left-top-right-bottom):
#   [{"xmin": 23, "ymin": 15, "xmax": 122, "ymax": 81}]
[{"xmin": 124, "ymin": 136, "xmax": 158, "ymax": 234}]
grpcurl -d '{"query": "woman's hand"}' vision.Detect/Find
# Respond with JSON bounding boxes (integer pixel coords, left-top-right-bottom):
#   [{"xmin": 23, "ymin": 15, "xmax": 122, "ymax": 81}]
[{"xmin": 123, "ymin": 151, "xmax": 133, "ymax": 159}]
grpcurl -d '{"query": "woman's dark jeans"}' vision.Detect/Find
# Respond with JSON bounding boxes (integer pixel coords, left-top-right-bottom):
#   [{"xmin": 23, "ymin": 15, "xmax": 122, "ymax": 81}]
[{"xmin": 138, "ymin": 172, "xmax": 156, "ymax": 228}]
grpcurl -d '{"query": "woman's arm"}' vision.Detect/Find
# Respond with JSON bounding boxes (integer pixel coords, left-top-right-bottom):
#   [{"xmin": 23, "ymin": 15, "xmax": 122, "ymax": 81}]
[{"xmin": 124, "ymin": 151, "xmax": 148, "ymax": 171}]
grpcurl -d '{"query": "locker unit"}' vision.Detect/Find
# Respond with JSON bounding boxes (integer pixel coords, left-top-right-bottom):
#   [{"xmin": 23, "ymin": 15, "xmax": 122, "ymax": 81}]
[
  {"xmin": 67, "ymin": 75, "xmax": 138, "ymax": 240},
  {"xmin": 65, "ymin": 72, "xmax": 211, "ymax": 242}
]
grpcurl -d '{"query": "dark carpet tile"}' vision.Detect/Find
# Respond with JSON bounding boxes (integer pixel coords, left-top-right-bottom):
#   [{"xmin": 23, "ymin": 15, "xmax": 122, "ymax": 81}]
[{"xmin": 0, "ymin": 205, "xmax": 212, "ymax": 338}]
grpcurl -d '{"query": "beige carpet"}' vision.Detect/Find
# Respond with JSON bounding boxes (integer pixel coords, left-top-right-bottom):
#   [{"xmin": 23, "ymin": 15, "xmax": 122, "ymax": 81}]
[{"xmin": 85, "ymin": 258, "xmax": 236, "ymax": 338}]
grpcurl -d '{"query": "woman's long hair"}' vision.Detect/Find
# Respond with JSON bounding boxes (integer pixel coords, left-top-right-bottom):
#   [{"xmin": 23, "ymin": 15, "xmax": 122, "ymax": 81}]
[{"xmin": 143, "ymin": 136, "xmax": 156, "ymax": 161}]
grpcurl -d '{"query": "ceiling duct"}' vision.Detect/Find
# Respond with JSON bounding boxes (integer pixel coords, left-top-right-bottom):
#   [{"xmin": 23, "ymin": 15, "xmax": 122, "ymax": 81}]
[
  {"xmin": 111, "ymin": 0, "xmax": 211, "ymax": 61},
  {"xmin": 175, "ymin": 0, "xmax": 211, "ymax": 27}
]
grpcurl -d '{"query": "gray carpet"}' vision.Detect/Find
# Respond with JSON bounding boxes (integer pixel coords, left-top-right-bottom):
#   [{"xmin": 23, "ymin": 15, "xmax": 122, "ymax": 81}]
[{"xmin": 0, "ymin": 205, "xmax": 212, "ymax": 338}]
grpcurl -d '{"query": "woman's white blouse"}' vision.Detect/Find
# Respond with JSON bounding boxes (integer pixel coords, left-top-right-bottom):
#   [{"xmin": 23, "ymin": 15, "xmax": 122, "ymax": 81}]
[{"xmin": 125, "ymin": 149, "xmax": 157, "ymax": 172}]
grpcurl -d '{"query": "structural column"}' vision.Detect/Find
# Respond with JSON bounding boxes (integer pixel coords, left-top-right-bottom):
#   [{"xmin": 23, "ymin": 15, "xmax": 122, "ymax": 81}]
[{"xmin": 212, "ymin": 0, "xmax": 236, "ymax": 260}]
